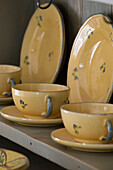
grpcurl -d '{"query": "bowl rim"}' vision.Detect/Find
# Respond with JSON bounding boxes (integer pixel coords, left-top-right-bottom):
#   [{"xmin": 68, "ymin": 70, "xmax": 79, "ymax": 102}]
[
  {"xmin": 0, "ymin": 65, "xmax": 22, "ymax": 74},
  {"xmin": 12, "ymin": 83, "xmax": 70, "ymax": 93},
  {"xmin": 60, "ymin": 102, "xmax": 113, "ymax": 115}
]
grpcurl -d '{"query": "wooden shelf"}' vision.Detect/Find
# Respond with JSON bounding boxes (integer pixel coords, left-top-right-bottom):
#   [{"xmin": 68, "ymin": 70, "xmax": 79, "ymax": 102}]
[
  {"xmin": 1, "ymin": 105, "xmax": 113, "ymax": 170},
  {"xmin": 85, "ymin": 0, "xmax": 113, "ymax": 5}
]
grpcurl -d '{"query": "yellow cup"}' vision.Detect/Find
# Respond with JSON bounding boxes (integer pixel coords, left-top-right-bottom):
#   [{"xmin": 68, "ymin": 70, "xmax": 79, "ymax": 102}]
[
  {"xmin": 61, "ymin": 103, "xmax": 113, "ymax": 144},
  {"xmin": 0, "ymin": 65, "xmax": 22, "ymax": 96},
  {"xmin": 12, "ymin": 83, "xmax": 70, "ymax": 119}
]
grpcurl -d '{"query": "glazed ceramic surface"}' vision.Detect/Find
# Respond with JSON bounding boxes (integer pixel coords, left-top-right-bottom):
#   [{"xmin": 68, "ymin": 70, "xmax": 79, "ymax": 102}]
[
  {"xmin": 61, "ymin": 103, "xmax": 113, "ymax": 144},
  {"xmin": 67, "ymin": 14, "xmax": 113, "ymax": 103},
  {"xmin": 51, "ymin": 128, "xmax": 113, "ymax": 152},
  {"xmin": 12, "ymin": 83, "xmax": 70, "ymax": 119},
  {"xmin": 0, "ymin": 65, "xmax": 21, "ymax": 96},
  {"xmin": 0, "ymin": 97, "xmax": 13, "ymax": 104},
  {"xmin": 0, "ymin": 106, "xmax": 62, "ymax": 127},
  {"xmin": 20, "ymin": 3, "xmax": 65, "ymax": 83},
  {"xmin": 0, "ymin": 148, "xmax": 29, "ymax": 169}
]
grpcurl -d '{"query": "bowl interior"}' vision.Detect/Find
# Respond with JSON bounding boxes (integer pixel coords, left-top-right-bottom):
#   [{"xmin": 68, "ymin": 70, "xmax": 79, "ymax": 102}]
[
  {"xmin": 13, "ymin": 83, "xmax": 69, "ymax": 92},
  {"xmin": 61, "ymin": 103, "xmax": 113, "ymax": 115},
  {"xmin": 0, "ymin": 65, "xmax": 21, "ymax": 73}
]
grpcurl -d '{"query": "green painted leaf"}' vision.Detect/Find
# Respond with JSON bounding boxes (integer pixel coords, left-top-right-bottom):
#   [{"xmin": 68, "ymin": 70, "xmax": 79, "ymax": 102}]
[
  {"xmin": 75, "ymin": 130, "xmax": 78, "ymax": 134},
  {"xmin": 74, "ymin": 76, "xmax": 79, "ymax": 80},
  {"xmin": 38, "ymin": 22, "xmax": 41, "ymax": 27},
  {"xmin": 26, "ymin": 62, "xmax": 30, "ymax": 65},
  {"xmin": 22, "ymin": 105, "xmax": 25, "ymax": 108},
  {"xmin": 100, "ymin": 65, "xmax": 103, "ymax": 70}
]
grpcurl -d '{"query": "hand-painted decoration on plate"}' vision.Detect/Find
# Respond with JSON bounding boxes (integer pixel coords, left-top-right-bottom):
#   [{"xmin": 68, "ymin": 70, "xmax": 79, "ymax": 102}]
[
  {"xmin": 0, "ymin": 149, "xmax": 29, "ymax": 169},
  {"xmin": 20, "ymin": 4, "xmax": 65, "ymax": 83},
  {"xmin": 67, "ymin": 14, "xmax": 113, "ymax": 103}
]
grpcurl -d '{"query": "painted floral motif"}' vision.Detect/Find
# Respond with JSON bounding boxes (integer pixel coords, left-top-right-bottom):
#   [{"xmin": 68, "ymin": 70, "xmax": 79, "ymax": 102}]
[
  {"xmin": 36, "ymin": 15, "xmax": 43, "ymax": 27},
  {"xmin": 87, "ymin": 28, "xmax": 93, "ymax": 39},
  {"xmin": 63, "ymin": 97, "xmax": 68, "ymax": 104},
  {"xmin": 72, "ymin": 67, "xmax": 79, "ymax": 80},
  {"xmin": 49, "ymin": 51, "xmax": 53, "ymax": 62},
  {"xmin": 20, "ymin": 100, "xmax": 28, "ymax": 109},
  {"xmin": 109, "ymin": 32, "xmax": 113, "ymax": 41},
  {"xmin": 24, "ymin": 56, "xmax": 30, "ymax": 65},
  {"xmin": 100, "ymin": 63, "xmax": 106, "ymax": 73},
  {"xmin": 73, "ymin": 124, "xmax": 81, "ymax": 134},
  {"xmin": 0, "ymin": 149, "xmax": 27, "ymax": 169},
  {"xmin": 0, "ymin": 150, "xmax": 6, "ymax": 165}
]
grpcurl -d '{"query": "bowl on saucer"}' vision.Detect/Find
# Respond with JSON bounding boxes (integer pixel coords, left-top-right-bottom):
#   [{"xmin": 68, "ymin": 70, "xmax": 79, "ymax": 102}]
[
  {"xmin": 0, "ymin": 65, "xmax": 21, "ymax": 97},
  {"xmin": 61, "ymin": 103, "xmax": 113, "ymax": 144},
  {"xmin": 0, "ymin": 106, "xmax": 63, "ymax": 127},
  {"xmin": 12, "ymin": 83, "xmax": 70, "ymax": 119}
]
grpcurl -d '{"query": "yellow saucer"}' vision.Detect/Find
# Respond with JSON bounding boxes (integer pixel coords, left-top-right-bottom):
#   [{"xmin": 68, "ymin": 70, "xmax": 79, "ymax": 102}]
[
  {"xmin": 0, "ymin": 148, "xmax": 29, "ymax": 169},
  {"xmin": 20, "ymin": 3, "xmax": 65, "ymax": 83},
  {"xmin": 67, "ymin": 14, "xmax": 113, "ymax": 103},
  {"xmin": 0, "ymin": 97, "xmax": 13, "ymax": 105},
  {"xmin": 51, "ymin": 128, "xmax": 113, "ymax": 152},
  {"xmin": 0, "ymin": 106, "xmax": 62, "ymax": 127}
]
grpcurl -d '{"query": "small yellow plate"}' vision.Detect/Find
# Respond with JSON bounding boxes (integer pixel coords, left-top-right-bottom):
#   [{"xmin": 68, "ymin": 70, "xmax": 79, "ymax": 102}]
[
  {"xmin": 20, "ymin": 3, "xmax": 65, "ymax": 83},
  {"xmin": 0, "ymin": 106, "xmax": 62, "ymax": 127},
  {"xmin": 0, "ymin": 148, "xmax": 29, "ymax": 169},
  {"xmin": 67, "ymin": 14, "xmax": 113, "ymax": 103},
  {"xmin": 51, "ymin": 128, "xmax": 113, "ymax": 152}
]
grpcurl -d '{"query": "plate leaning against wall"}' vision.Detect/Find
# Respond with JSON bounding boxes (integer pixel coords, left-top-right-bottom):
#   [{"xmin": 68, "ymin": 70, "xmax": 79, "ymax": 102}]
[
  {"xmin": 67, "ymin": 14, "xmax": 113, "ymax": 103},
  {"xmin": 20, "ymin": 3, "xmax": 65, "ymax": 83}
]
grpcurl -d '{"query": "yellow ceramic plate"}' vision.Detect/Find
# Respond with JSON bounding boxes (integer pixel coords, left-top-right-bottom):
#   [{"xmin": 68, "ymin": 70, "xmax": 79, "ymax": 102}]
[
  {"xmin": 51, "ymin": 128, "xmax": 113, "ymax": 152},
  {"xmin": 0, "ymin": 106, "xmax": 62, "ymax": 127},
  {"xmin": 20, "ymin": 3, "xmax": 65, "ymax": 83},
  {"xmin": 67, "ymin": 14, "xmax": 113, "ymax": 103},
  {"xmin": 0, "ymin": 97, "xmax": 13, "ymax": 105},
  {"xmin": 0, "ymin": 148, "xmax": 29, "ymax": 169}
]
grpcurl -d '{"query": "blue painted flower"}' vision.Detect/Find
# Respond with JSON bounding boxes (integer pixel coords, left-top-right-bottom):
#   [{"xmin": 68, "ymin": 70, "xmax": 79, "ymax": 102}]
[
  {"xmin": 73, "ymin": 67, "xmax": 78, "ymax": 72},
  {"xmin": 20, "ymin": 100, "xmax": 24, "ymax": 104},
  {"xmin": 49, "ymin": 52, "xmax": 51, "ymax": 57},
  {"xmin": 103, "ymin": 67, "xmax": 106, "ymax": 73},
  {"xmin": 39, "ymin": 15, "xmax": 42, "ymax": 21},
  {"xmin": 73, "ymin": 124, "xmax": 77, "ymax": 128},
  {"xmin": 25, "ymin": 56, "xmax": 28, "ymax": 60}
]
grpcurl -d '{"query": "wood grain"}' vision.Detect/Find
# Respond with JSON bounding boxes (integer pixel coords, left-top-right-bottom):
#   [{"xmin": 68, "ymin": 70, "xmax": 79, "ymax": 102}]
[
  {"xmin": 82, "ymin": 1, "xmax": 112, "ymax": 23},
  {"xmin": 0, "ymin": 0, "xmax": 34, "ymax": 65}
]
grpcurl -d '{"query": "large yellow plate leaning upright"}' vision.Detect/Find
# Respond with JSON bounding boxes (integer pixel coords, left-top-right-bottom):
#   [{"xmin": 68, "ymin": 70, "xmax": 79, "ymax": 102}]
[
  {"xmin": 20, "ymin": 3, "xmax": 65, "ymax": 83},
  {"xmin": 67, "ymin": 14, "xmax": 113, "ymax": 103}
]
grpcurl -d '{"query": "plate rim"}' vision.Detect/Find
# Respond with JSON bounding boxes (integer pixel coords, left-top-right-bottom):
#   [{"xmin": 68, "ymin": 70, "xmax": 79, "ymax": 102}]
[
  {"xmin": 51, "ymin": 128, "xmax": 113, "ymax": 152},
  {"xmin": 0, "ymin": 105, "xmax": 62, "ymax": 126}
]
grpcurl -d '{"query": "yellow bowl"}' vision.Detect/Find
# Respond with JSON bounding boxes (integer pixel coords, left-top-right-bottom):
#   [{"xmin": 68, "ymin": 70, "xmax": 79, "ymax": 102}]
[
  {"xmin": 61, "ymin": 103, "xmax": 113, "ymax": 144},
  {"xmin": 0, "ymin": 65, "xmax": 21, "ymax": 96},
  {"xmin": 12, "ymin": 83, "xmax": 70, "ymax": 119}
]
